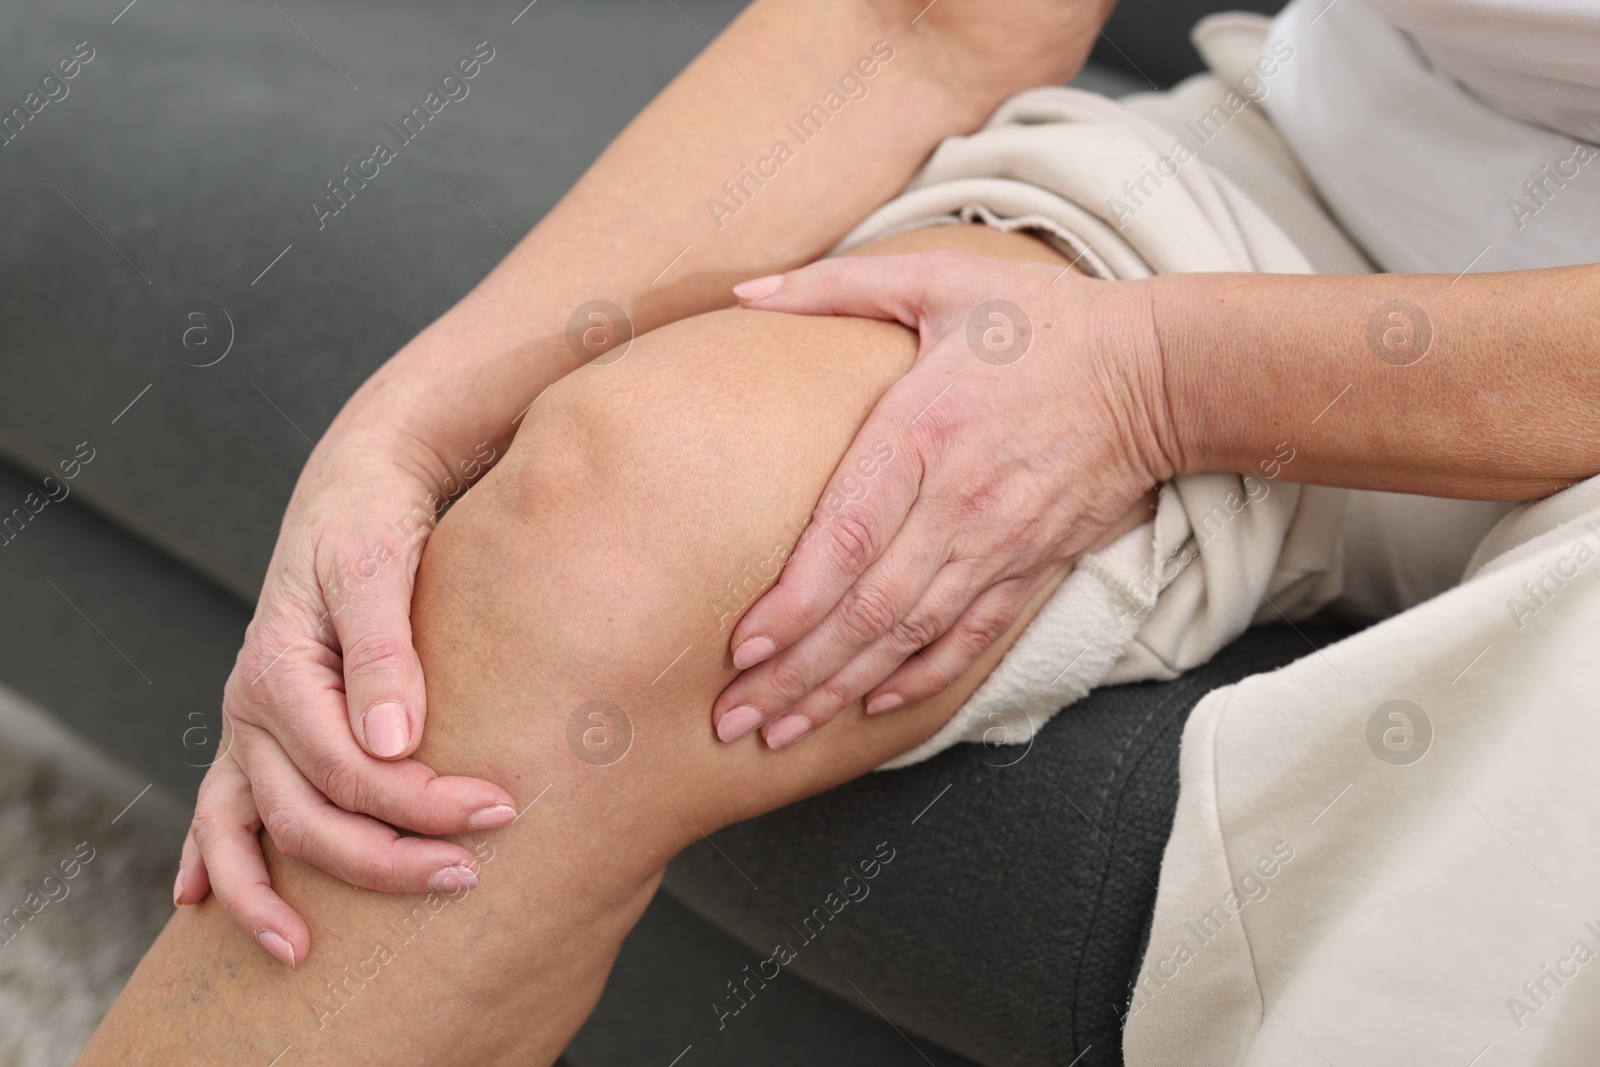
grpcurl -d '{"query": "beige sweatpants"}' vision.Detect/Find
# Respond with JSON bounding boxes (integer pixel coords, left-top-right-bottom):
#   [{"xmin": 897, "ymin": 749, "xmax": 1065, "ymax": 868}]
[{"xmin": 1121, "ymin": 16, "xmax": 1600, "ymax": 1067}]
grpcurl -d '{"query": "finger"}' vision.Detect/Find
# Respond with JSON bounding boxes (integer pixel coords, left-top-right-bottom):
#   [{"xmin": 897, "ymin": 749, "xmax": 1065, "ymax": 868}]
[
  {"xmin": 188, "ymin": 756, "xmax": 310, "ymax": 968},
  {"xmin": 175, "ymin": 826, "xmax": 210, "ymax": 905},
  {"xmin": 243, "ymin": 729, "xmax": 486, "ymax": 896},
  {"xmin": 864, "ymin": 576, "xmax": 1040, "ymax": 711},
  {"xmin": 732, "ymin": 253, "xmax": 946, "ymax": 325},
  {"xmin": 715, "ymin": 502, "xmax": 953, "ymax": 741},
  {"xmin": 322, "ymin": 537, "xmax": 428, "ymax": 760},
  {"xmin": 232, "ymin": 646, "xmax": 515, "ymax": 835},
  {"xmin": 722, "ymin": 390, "xmax": 929, "ymax": 685},
  {"xmin": 260, "ymin": 682, "xmax": 515, "ymax": 834},
  {"xmin": 758, "ymin": 560, "xmax": 992, "ymax": 747}
]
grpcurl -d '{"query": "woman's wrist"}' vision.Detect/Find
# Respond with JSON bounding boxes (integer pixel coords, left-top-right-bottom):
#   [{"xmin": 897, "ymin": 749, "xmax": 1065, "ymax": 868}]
[
  {"xmin": 323, "ymin": 277, "xmax": 577, "ymax": 487},
  {"xmin": 1145, "ymin": 272, "xmax": 1250, "ymax": 479}
]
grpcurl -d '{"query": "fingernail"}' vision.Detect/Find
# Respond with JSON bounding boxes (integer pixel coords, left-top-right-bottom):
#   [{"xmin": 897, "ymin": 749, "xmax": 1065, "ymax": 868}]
[
  {"xmin": 717, "ymin": 705, "xmax": 763, "ymax": 743},
  {"xmin": 256, "ymin": 929, "xmax": 296, "ymax": 968},
  {"xmin": 732, "ymin": 635, "xmax": 776, "ymax": 669},
  {"xmin": 429, "ymin": 865, "xmax": 479, "ymax": 893},
  {"xmin": 468, "ymin": 804, "xmax": 517, "ymax": 831},
  {"xmin": 364, "ymin": 701, "xmax": 409, "ymax": 758},
  {"xmin": 765, "ymin": 715, "xmax": 813, "ymax": 749},
  {"xmin": 732, "ymin": 274, "xmax": 783, "ymax": 301},
  {"xmin": 866, "ymin": 693, "xmax": 905, "ymax": 715},
  {"xmin": 173, "ymin": 865, "xmax": 184, "ymax": 906}
]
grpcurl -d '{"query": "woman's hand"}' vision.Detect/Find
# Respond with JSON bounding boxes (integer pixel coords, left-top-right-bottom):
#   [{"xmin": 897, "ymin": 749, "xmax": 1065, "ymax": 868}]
[
  {"xmin": 712, "ymin": 250, "xmax": 1176, "ymax": 748},
  {"xmin": 173, "ymin": 428, "xmax": 518, "ymax": 965}
]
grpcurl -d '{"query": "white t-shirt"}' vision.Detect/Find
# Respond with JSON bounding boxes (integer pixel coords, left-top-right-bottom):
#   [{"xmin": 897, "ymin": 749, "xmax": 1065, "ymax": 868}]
[{"xmin": 1260, "ymin": 0, "xmax": 1600, "ymax": 274}]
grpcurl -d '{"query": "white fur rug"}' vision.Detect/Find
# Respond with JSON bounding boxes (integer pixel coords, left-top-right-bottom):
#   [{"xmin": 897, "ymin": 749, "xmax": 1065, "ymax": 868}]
[{"xmin": 0, "ymin": 684, "xmax": 185, "ymax": 1067}]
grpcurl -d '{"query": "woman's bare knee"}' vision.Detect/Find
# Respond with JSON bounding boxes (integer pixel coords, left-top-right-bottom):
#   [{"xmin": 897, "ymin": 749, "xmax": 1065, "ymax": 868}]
[
  {"xmin": 410, "ymin": 226, "xmax": 1107, "ymax": 829},
  {"xmin": 408, "ymin": 278, "xmax": 1088, "ymax": 834},
  {"xmin": 410, "ymin": 304, "xmax": 929, "ymax": 819}
]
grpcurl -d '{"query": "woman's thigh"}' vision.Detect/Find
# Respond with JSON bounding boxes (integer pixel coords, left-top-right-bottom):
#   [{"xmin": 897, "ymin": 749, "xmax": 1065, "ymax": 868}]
[{"xmin": 81, "ymin": 224, "xmax": 1137, "ymax": 1066}]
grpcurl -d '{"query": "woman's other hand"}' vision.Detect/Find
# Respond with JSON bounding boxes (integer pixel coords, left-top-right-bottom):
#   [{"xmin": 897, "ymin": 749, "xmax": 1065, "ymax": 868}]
[
  {"xmin": 174, "ymin": 428, "xmax": 518, "ymax": 965},
  {"xmin": 712, "ymin": 249, "xmax": 1176, "ymax": 748}
]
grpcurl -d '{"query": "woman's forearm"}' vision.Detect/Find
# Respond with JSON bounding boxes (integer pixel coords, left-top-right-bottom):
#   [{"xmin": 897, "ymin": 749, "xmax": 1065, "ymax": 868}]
[
  {"xmin": 335, "ymin": 0, "xmax": 1112, "ymax": 480},
  {"xmin": 1154, "ymin": 265, "xmax": 1600, "ymax": 500}
]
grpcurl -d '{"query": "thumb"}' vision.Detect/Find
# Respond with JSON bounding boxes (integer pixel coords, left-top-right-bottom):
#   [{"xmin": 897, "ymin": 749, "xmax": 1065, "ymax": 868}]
[
  {"xmin": 322, "ymin": 542, "xmax": 428, "ymax": 760},
  {"xmin": 732, "ymin": 252, "xmax": 945, "ymax": 327}
]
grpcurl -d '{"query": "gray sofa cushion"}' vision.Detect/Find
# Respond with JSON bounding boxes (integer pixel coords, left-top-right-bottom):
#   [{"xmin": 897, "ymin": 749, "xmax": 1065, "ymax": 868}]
[
  {"xmin": 0, "ymin": 0, "xmax": 752, "ymax": 601},
  {"xmin": 572, "ymin": 891, "xmax": 983, "ymax": 1067},
  {"xmin": 0, "ymin": 461, "xmax": 248, "ymax": 799}
]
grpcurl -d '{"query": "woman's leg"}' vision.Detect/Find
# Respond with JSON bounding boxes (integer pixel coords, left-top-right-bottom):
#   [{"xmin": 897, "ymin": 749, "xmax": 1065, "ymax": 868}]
[{"xmin": 77, "ymin": 225, "xmax": 1151, "ymax": 1066}]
